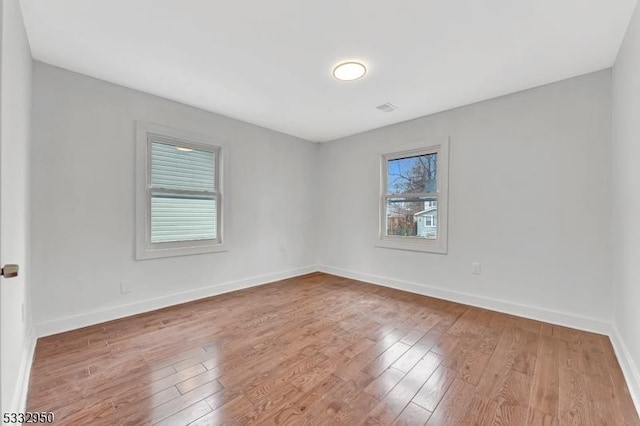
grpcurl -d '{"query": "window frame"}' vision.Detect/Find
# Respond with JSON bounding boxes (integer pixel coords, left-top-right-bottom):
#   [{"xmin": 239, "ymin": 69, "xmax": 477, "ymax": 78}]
[
  {"xmin": 135, "ymin": 122, "xmax": 226, "ymax": 260},
  {"xmin": 377, "ymin": 139, "xmax": 449, "ymax": 254}
]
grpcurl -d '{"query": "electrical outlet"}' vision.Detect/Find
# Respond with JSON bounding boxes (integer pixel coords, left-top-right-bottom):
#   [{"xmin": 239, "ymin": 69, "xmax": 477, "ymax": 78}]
[
  {"xmin": 472, "ymin": 262, "xmax": 481, "ymax": 275},
  {"xmin": 120, "ymin": 281, "xmax": 132, "ymax": 294}
]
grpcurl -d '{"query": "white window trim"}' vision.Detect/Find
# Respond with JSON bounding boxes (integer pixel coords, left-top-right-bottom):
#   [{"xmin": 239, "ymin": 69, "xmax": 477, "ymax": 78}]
[
  {"xmin": 376, "ymin": 138, "xmax": 449, "ymax": 254},
  {"xmin": 135, "ymin": 122, "xmax": 227, "ymax": 260}
]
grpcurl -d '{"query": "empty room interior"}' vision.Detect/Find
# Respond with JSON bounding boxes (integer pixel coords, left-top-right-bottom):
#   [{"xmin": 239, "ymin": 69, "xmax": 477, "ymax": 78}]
[{"xmin": 2, "ymin": 0, "xmax": 640, "ymax": 424}]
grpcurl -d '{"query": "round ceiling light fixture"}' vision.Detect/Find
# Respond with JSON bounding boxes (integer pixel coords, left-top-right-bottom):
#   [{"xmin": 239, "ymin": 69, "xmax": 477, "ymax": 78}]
[{"xmin": 333, "ymin": 61, "xmax": 367, "ymax": 81}]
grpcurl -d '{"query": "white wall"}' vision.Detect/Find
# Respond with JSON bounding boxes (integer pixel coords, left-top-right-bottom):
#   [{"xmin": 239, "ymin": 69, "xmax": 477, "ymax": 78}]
[
  {"xmin": 612, "ymin": 0, "xmax": 640, "ymax": 409},
  {"xmin": 31, "ymin": 62, "xmax": 318, "ymax": 335},
  {"xmin": 0, "ymin": 0, "xmax": 33, "ymax": 413},
  {"xmin": 318, "ymin": 70, "xmax": 613, "ymax": 331}
]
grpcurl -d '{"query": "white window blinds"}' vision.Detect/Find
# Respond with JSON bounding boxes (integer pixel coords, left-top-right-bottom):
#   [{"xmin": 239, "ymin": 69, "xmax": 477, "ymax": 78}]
[{"xmin": 149, "ymin": 141, "xmax": 218, "ymax": 243}]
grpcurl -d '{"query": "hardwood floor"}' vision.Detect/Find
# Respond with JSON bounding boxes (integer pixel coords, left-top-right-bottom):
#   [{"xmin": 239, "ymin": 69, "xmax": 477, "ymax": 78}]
[{"xmin": 27, "ymin": 272, "xmax": 639, "ymax": 425}]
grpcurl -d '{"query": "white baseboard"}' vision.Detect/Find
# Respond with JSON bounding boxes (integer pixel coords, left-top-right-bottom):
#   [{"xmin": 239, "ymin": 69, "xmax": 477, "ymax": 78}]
[
  {"xmin": 10, "ymin": 326, "xmax": 36, "ymax": 413},
  {"xmin": 318, "ymin": 265, "xmax": 611, "ymax": 335},
  {"xmin": 609, "ymin": 324, "xmax": 640, "ymax": 414},
  {"xmin": 36, "ymin": 265, "xmax": 317, "ymax": 337},
  {"xmin": 36, "ymin": 264, "xmax": 610, "ymax": 338}
]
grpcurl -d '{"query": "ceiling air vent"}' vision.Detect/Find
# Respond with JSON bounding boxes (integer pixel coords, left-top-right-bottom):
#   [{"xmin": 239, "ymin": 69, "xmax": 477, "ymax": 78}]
[{"xmin": 376, "ymin": 102, "xmax": 396, "ymax": 112}]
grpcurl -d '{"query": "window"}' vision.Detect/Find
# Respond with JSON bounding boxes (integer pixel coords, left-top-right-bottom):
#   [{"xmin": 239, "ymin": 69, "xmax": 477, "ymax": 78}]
[
  {"xmin": 378, "ymin": 139, "xmax": 449, "ymax": 253},
  {"xmin": 136, "ymin": 122, "xmax": 224, "ymax": 259},
  {"xmin": 423, "ymin": 215, "xmax": 435, "ymax": 227}
]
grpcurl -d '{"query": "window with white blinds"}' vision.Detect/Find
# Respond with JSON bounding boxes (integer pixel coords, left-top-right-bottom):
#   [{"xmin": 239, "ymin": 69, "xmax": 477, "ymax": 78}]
[
  {"xmin": 150, "ymin": 141, "xmax": 217, "ymax": 243},
  {"xmin": 136, "ymin": 122, "xmax": 224, "ymax": 260}
]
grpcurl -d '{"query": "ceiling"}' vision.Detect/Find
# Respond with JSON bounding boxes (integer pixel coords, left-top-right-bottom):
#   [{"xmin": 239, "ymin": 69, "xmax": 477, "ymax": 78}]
[{"xmin": 20, "ymin": 0, "xmax": 638, "ymax": 142}]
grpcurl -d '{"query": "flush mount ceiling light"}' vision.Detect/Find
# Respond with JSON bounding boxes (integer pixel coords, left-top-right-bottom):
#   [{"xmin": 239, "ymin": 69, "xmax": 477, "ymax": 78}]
[
  {"xmin": 333, "ymin": 62, "xmax": 367, "ymax": 81},
  {"xmin": 176, "ymin": 147, "xmax": 193, "ymax": 152}
]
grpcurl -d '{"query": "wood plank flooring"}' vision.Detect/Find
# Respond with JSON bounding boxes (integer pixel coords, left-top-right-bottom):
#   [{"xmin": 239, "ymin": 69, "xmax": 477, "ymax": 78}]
[{"xmin": 27, "ymin": 272, "xmax": 640, "ymax": 425}]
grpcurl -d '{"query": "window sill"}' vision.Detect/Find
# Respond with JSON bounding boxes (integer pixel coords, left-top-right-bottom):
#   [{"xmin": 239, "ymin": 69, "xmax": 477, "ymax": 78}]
[
  {"xmin": 375, "ymin": 239, "xmax": 447, "ymax": 254},
  {"xmin": 136, "ymin": 243, "xmax": 228, "ymax": 260}
]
